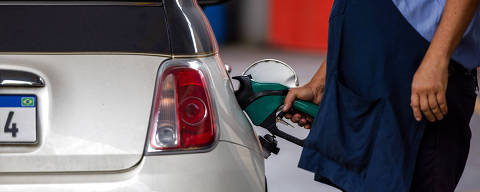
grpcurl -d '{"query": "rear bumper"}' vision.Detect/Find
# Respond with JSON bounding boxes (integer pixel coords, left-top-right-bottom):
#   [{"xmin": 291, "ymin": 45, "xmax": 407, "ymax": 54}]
[{"xmin": 0, "ymin": 142, "xmax": 265, "ymax": 192}]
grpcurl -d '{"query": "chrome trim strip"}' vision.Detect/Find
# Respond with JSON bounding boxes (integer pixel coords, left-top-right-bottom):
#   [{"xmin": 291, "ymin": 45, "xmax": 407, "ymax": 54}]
[
  {"xmin": 0, "ymin": 70, "xmax": 45, "ymax": 87},
  {"xmin": 0, "ymin": 1, "xmax": 162, "ymax": 6}
]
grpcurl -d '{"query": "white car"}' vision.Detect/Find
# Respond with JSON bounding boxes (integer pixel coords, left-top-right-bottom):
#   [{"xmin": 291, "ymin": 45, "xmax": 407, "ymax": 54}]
[{"xmin": 0, "ymin": 0, "xmax": 266, "ymax": 191}]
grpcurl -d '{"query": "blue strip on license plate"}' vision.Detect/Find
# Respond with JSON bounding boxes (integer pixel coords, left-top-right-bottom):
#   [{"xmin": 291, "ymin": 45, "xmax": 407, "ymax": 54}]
[{"xmin": 0, "ymin": 95, "xmax": 36, "ymax": 108}]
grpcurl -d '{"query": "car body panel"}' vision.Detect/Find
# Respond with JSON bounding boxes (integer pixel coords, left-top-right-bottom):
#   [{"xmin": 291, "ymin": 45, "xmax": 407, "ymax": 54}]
[
  {"xmin": 0, "ymin": 54, "xmax": 165, "ymax": 172},
  {"xmin": 0, "ymin": 55, "xmax": 262, "ymax": 173},
  {"xmin": 163, "ymin": 0, "xmax": 218, "ymax": 55},
  {"xmin": 0, "ymin": 141, "xmax": 265, "ymax": 192},
  {"xmin": 195, "ymin": 56, "xmax": 262, "ymax": 153}
]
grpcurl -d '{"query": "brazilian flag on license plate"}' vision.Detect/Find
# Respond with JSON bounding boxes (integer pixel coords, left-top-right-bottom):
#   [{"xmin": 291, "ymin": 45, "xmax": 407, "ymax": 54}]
[{"xmin": 21, "ymin": 97, "xmax": 35, "ymax": 107}]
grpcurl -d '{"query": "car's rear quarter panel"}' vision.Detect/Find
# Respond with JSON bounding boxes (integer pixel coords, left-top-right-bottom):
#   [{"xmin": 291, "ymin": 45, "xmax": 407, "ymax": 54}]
[
  {"xmin": 0, "ymin": 54, "xmax": 166, "ymax": 172},
  {"xmin": 0, "ymin": 54, "xmax": 265, "ymax": 191}
]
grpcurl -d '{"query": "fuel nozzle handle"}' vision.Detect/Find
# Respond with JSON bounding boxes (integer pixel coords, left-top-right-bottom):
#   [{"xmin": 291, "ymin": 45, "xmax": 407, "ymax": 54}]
[
  {"xmin": 233, "ymin": 75, "xmax": 319, "ymax": 147},
  {"xmin": 292, "ymin": 100, "xmax": 319, "ymax": 118},
  {"xmin": 234, "ymin": 75, "xmax": 319, "ymax": 118}
]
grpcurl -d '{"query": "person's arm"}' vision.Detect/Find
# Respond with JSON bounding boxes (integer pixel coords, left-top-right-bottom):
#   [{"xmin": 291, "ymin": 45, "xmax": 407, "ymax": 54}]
[
  {"xmin": 411, "ymin": 0, "xmax": 479, "ymax": 122},
  {"xmin": 282, "ymin": 59, "xmax": 327, "ymax": 129}
]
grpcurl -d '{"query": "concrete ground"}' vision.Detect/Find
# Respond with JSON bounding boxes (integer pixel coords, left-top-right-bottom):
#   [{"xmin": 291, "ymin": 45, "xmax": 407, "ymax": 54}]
[{"xmin": 220, "ymin": 45, "xmax": 480, "ymax": 192}]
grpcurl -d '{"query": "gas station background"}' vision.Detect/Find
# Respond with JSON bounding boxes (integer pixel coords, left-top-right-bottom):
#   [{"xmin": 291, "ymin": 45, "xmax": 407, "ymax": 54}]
[{"xmin": 203, "ymin": 0, "xmax": 334, "ymax": 52}]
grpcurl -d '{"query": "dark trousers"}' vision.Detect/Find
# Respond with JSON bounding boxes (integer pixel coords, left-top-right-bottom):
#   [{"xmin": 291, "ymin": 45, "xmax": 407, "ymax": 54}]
[{"xmin": 410, "ymin": 62, "xmax": 478, "ymax": 192}]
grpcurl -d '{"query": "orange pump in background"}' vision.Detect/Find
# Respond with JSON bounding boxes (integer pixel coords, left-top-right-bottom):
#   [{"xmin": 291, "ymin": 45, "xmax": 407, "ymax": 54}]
[{"xmin": 269, "ymin": 0, "xmax": 334, "ymax": 52}]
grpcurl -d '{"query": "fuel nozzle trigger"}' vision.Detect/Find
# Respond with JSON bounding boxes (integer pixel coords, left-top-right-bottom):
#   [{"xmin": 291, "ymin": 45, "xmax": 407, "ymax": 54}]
[
  {"xmin": 260, "ymin": 111, "xmax": 306, "ymax": 147},
  {"xmin": 276, "ymin": 111, "xmax": 294, "ymax": 128}
]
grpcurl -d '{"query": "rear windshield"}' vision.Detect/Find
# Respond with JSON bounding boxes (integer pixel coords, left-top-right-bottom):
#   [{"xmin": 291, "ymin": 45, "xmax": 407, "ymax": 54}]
[{"xmin": 0, "ymin": 3, "xmax": 170, "ymax": 54}]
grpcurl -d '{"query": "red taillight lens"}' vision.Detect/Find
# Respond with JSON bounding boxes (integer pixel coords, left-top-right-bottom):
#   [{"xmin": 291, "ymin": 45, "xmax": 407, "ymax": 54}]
[{"xmin": 147, "ymin": 65, "xmax": 216, "ymax": 153}]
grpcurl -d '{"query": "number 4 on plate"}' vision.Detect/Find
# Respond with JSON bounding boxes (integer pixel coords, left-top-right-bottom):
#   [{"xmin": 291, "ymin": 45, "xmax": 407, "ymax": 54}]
[{"xmin": 4, "ymin": 111, "xmax": 18, "ymax": 137}]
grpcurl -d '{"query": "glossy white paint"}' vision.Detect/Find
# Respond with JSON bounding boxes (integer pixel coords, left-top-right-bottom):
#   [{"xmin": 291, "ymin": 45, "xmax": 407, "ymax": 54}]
[
  {"xmin": 0, "ymin": 54, "xmax": 265, "ymax": 190},
  {"xmin": 196, "ymin": 56, "xmax": 263, "ymax": 153},
  {"xmin": 0, "ymin": 55, "xmax": 164, "ymax": 172},
  {"xmin": 0, "ymin": 141, "xmax": 266, "ymax": 192}
]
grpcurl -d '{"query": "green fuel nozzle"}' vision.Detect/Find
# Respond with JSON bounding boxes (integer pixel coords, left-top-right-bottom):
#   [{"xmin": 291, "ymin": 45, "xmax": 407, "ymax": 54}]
[{"xmin": 233, "ymin": 75, "xmax": 319, "ymax": 157}]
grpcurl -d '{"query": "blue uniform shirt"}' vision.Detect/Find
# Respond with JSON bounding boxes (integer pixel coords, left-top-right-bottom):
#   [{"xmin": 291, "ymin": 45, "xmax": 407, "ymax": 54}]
[{"xmin": 392, "ymin": 0, "xmax": 480, "ymax": 69}]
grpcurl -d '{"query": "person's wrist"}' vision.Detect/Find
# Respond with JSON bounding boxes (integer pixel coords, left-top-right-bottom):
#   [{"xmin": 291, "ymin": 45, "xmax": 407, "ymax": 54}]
[
  {"xmin": 305, "ymin": 81, "xmax": 324, "ymax": 99},
  {"xmin": 306, "ymin": 79, "xmax": 325, "ymax": 92},
  {"xmin": 422, "ymin": 48, "xmax": 450, "ymax": 69},
  {"xmin": 425, "ymin": 41, "xmax": 454, "ymax": 66}
]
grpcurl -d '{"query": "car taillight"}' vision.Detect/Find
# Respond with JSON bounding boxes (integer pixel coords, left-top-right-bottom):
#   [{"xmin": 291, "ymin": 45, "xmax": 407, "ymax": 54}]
[{"xmin": 146, "ymin": 62, "xmax": 216, "ymax": 153}]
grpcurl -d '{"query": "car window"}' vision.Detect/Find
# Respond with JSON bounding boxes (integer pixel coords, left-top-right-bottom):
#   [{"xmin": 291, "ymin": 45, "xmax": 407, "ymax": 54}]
[{"xmin": 0, "ymin": 3, "xmax": 170, "ymax": 54}]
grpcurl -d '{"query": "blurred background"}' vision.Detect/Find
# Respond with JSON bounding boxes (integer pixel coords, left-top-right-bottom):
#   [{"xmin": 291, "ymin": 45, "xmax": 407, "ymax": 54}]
[
  {"xmin": 202, "ymin": 1, "xmax": 480, "ymax": 192},
  {"xmin": 203, "ymin": 0, "xmax": 331, "ymax": 52}
]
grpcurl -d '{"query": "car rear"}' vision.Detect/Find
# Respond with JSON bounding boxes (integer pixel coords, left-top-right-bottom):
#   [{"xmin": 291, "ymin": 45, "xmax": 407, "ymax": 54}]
[{"xmin": 0, "ymin": 1, "xmax": 265, "ymax": 191}]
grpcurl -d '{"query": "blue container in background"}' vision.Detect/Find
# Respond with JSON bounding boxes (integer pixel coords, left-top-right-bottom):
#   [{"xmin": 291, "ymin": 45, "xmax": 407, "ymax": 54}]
[{"xmin": 203, "ymin": 5, "xmax": 226, "ymax": 44}]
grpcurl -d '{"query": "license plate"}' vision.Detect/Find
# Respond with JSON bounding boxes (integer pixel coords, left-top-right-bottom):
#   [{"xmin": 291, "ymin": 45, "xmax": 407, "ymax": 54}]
[{"xmin": 0, "ymin": 95, "xmax": 37, "ymax": 144}]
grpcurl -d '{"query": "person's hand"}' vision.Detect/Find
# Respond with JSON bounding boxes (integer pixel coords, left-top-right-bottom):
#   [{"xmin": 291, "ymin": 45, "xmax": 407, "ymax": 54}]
[
  {"xmin": 282, "ymin": 83, "xmax": 324, "ymax": 129},
  {"xmin": 282, "ymin": 62, "xmax": 326, "ymax": 129},
  {"xmin": 411, "ymin": 55, "xmax": 449, "ymax": 122}
]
